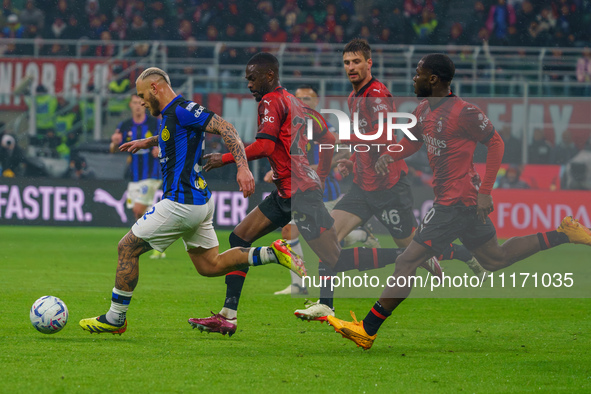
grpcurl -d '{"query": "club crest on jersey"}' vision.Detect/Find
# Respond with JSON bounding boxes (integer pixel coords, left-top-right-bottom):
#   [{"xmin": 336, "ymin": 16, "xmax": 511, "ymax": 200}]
[
  {"xmin": 161, "ymin": 126, "xmax": 170, "ymax": 141},
  {"xmin": 437, "ymin": 120, "xmax": 443, "ymax": 133}
]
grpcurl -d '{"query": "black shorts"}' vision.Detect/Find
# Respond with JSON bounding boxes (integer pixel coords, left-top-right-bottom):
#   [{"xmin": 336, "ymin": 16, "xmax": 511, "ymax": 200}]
[
  {"xmin": 333, "ymin": 177, "xmax": 417, "ymax": 239},
  {"xmin": 413, "ymin": 203, "xmax": 497, "ymax": 254},
  {"xmin": 258, "ymin": 189, "xmax": 335, "ymax": 241}
]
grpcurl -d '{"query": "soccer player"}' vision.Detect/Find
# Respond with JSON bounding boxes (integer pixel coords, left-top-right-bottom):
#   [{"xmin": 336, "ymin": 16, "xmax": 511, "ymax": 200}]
[
  {"xmin": 294, "ymin": 39, "xmax": 485, "ymax": 322},
  {"xmin": 274, "ymin": 85, "xmax": 376, "ymax": 296},
  {"xmin": 189, "ymin": 53, "xmax": 427, "ymax": 337},
  {"xmin": 110, "ymin": 94, "xmax": 165, "ymax": 259},
  {"xmin": 79, "ymin": 67, "xmax": 305, "ymax": 335},
  {"xmin": 327, "ymin": 54, "xmax": 591, "ymax": 350}
]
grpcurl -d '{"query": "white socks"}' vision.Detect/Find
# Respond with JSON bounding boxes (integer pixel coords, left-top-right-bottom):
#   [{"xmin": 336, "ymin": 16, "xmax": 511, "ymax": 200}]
[{"xmin": 105, "ymin": 287, "xmax": 133, "ymax": 326}]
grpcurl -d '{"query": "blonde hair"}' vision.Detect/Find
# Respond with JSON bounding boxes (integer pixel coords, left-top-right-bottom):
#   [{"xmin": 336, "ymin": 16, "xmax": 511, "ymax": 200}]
[{"xmin": 137, "ymin": 67, "xmax": 171, "ymax": 86}]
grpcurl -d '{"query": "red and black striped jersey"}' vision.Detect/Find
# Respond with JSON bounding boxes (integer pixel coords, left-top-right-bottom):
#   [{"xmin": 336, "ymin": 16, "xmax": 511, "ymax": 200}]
[
  {"xmin": 411, "ymin": 95, "xmax": 496, "ymax": 206},
  {"xmin": 347, "ymin": 78, "xmax": 408, "ymax": 191},
  {"xmin": 256, "ymin": 87, "xmax": 332, "ymax": 198}
]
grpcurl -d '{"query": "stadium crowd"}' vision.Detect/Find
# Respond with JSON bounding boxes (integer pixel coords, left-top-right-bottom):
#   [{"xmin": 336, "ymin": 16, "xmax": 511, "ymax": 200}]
[{"xmin": 0, "ymin": 0, "xmax": 590, "ymax": 49}]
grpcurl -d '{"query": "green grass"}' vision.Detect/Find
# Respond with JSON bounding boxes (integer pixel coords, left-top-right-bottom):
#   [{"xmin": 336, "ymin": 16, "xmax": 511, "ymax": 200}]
[{"xmin": 1, "ymin": 226, "xmax": 590, "ymax": 393}]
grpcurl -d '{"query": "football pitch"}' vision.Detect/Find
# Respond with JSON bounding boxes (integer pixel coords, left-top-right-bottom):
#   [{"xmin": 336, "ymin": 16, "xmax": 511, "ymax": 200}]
[{"xmin": 1, "ymin": 226, "xmax": 590, "ymax": 393}]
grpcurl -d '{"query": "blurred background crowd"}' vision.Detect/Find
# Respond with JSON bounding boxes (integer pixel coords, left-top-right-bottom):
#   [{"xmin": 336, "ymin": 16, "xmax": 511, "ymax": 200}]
[
  {"xmin": 0, "ymin": 0, "xmax": 590, "ymax": 191},
  {"xmin": 1, "ymin": 0, "xmax": 590, "ymax": 51}
]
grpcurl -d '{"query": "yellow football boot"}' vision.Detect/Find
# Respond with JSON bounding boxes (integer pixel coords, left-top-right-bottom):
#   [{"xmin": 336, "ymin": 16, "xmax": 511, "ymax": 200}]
[
  {"xmin": 557, "ymin": 216, "xmax": 591, "ymax": 246},
  {"xmin": 327, "ymin": 311, "xmax": 377, "ymax": 350},
  {"xmin": 271, "ymin": 239, "xmax": 307, "ymax": 277},
  {"xmin": 79, "ymin": 315, "xmax": 127, "ymax": 335}
]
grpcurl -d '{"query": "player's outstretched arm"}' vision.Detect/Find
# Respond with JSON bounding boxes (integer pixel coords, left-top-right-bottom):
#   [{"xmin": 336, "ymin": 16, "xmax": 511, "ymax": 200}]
[
  {"xmin": 120, "ymin": 135, "xmax": 159, "ymax": 154},
  {"xmin": 204, "ymin": 114, "xmax": 254, "ymax": 197}
]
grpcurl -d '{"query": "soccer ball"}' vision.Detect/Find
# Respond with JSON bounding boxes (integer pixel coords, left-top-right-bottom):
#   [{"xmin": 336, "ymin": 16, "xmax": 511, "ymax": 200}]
[{"xmin": 30, "ymin": 296, "xmax": 69, "ymax": 334}]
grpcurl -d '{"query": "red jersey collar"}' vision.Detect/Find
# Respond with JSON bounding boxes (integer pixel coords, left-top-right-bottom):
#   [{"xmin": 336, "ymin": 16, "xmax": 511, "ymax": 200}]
[{"xmin": 354, "ymin": 77, "xmax": 376, "ymax": 97}]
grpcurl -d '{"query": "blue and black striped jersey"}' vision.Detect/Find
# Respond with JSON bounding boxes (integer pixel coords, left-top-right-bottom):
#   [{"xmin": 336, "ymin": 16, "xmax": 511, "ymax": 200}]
[
  {"xmin": 307, "ymin": 121, "xmax": 341, "ymax": 202},
  {"xmin": 117, "ymin": 116, "xmax": 161, "ymax": 182},
  {"xmin": 158, "ymin": 95, "xmax": 214, "ymax": 205}
]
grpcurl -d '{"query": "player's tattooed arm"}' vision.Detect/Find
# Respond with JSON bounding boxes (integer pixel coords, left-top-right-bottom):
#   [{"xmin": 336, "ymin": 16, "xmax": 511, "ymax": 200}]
[
  {"xmin": 205, "ymin": 114, "xmax": 248, "ymax": 170},
  {"xmin": 205, "ymin": 114, "xmax": 255, "ymax": 197},
  {"xmin": 120, "ymin": 135, "xmax": 159, "ymax": 154}
]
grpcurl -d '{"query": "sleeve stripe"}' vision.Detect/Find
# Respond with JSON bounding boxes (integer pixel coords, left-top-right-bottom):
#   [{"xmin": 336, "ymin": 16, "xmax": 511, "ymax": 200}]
[
  {"xmin": 480, "ymin": 128, "xmax": 496, "ymax": 144},
  {"xmin": 256, "ymin": 133, "xmax": 278, "ymax": 143}
]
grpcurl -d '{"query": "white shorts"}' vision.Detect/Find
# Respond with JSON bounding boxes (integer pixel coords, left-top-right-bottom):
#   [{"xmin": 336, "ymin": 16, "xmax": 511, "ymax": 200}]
[
  {"xmin": 126, "ymin": 179, "xmax": 163, "ymax": 209},
  {"xmin": 132, "ymin": 198, "xmax": 219, "ymax": 252}
]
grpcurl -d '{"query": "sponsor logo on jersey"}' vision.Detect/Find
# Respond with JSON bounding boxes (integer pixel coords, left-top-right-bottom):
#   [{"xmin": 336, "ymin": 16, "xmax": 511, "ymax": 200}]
[
  {"xmin": 186, "ymin": 102, "xmax": 196, "ymax": 111},
  {"xmin": 194, "ymin": 105, "xmax": 205, "ymax": 118}
]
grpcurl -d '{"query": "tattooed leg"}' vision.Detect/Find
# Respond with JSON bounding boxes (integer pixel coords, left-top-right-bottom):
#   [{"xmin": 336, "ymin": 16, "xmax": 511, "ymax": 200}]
[{"xmin": 115, "ymin": 230, "xmax": 153, "ymax": 291}]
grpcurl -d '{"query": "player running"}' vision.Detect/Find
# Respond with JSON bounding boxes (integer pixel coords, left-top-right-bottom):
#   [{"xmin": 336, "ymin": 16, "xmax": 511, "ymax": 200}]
[
  {"xmin": 327, "ymin": 54, "xmax": 591, "ymax": 349},
  {"xmin": 294, "ymin": 39, "xmax": 486, "ymax": 322},
  {"xmin": 110, "ymin": 94, "xmax": 165, "ymax": 259},
  {"xmin": 189, "ymin": 53, "xmax": 443, "ymax": 337},
  {"xmin": 79, "ymin": 67, "xmax": 305, "ymax": 335},
  {"xmin": 274, "ymin": 84, "xmax": 376, "ymax": 296}
]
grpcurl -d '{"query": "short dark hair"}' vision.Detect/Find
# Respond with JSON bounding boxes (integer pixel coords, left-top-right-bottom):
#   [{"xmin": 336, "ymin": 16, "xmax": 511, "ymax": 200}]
[
  {"xmin": 343, "ymin": 38, "xmax": 371, "ymax": 60},
  {"xmin": 247, "ymin": 52, "xmax": 279, "ymax": 74},
  {"xmin": 296, "ymin": 84, "xmax": 319, "ymax": 97},
  {"xmin": 420, "ymin": 53, "xmax": 455, "ymax": 83}
]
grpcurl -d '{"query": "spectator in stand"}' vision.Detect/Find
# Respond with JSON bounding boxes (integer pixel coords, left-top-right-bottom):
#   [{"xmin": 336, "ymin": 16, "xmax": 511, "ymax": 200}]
[
  {"xmin": 552, "ymin": 130, "xmax": 579, "ymax": 165},
  {"xmin": 95, "ymin": 30, "xmax": 115, "ymax": 57},
  {"xmin": 87, "ymin": 15, "xmax": 106, "ymax": 40},
  {"xmin": 544, "ymin": 48, "xmax": 573, "ymax": 96},
  {"xmin": 576, "ymin": 47, "xmax": 591, "ymax": 96},
  {"xmin": 333, "ymin": 24, "xmax": 345, "ymax": 43},
  {"xmin": 150, "ymin": 16, "xmax": 169, "ymax": 41},
  {"xmin": 175, "ymin": 19, "xmax": 192, "ymax": 41},
  {"xmin": 486, "ymin": 0, "xmax": 516, "ymax": 46},
  {"xmin": 2, "ymin": 0, "xmax": 18, "ymax": 19},
  {"xmin": 465, "ymin": 1, "xmax": 487, "ymax": 39},
  {"xmin": 223, "ymin": 25, "xmax": 238, "ymax": 41},
  {"xmin": 448, "ymin": 22, "xmax": 466, "ymax": 46},
  {"xmin": 52, "ymin": 0, "xmax": 70, "ymax": 22},
  {"xmin": 263, "ymin": 18, "xmax": 287, "ymax": 43},
  {"xmin": 412, "ymin": 8, "xmax": 438, "ymax": 44},
  {"xmin": 256, "ymin": 0, "xmax": 275, "ymax": 27},
  {"xmin": 376, "ymin": 27, "xmax": 391, "ymax": 45},
  {"xmin": 280, "ymin": 0, "xmax": 300, "ymax": 30},
  {"xmin": 367, "ymin": 6, "xmax": 383, "ymax": 37},
  {"xmin": 0, "ymin": 132, "xmax": 26, "ymax": 177},
  {"xmin": 497, "ymin": 165, "xmax": 530, "ymax": 189},
  {"xmin": 388, "ymin": 6, "xmax": 412, "ymax": 44},
  {"xmin": 358, "ymin": 25, "xmax": 371, "ymax": 42},
  {"xmin": 85, "ymin": 0, "xmax": 100, "ymax": 19},
  {"xmin": 111, "ymin": 0, "xmax": 125, "ymax": 19},
  {"xmin": 529, "ymin": 129, "xmax": 553, "ymax": 164},
  {"xmin": 19, "ymin": 0, "xmax": 43, "ymax": 32},
  {"xmin": 66, "ymin": 155, "xmax": 95, "ymax": 180},
  {"xmin": 109, "ymin": 15, "xmax": 127, "ymax": 41},
  {"xmin": 240, "ymin": 22, "xmax": 260, "ymax": 42},
  {"xmin": 64, "ymin": 14, "xmax": 83, "ymax": 40},
  {"xmin": 564, "ymin": 140, "xmax": 591, "ymax": 190},
  {"xmin": 515, "ymin": 0, "xmax": 537, "ymax": 45},
  {"xmin": 554, "ymin": 3, "xmax": 577, "ymax": 46},
  {"xmin": 127, "ymin": 14, "xmax": 150, "ymax": 41},
  {"xmin": 46, "ymin": 16, "xmax": 67, "ymax": 40},
  {"xmin": 499, "ymin": 126, "xmax": 523, "ymax": 164},
  {"xmin": 2, "ymin": 14, "xmax": 23, "ymax": 37}
]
